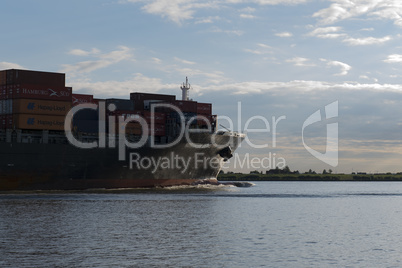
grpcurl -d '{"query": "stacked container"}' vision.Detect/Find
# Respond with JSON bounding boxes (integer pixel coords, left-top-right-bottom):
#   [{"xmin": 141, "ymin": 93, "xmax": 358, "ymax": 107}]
[
  {"xmin": 196, "ymin": 102, "xmax": 215, "ymax": 128},
  {"xmin": 0, "ymin": 69, "xmax": 72, "ymax": 130}
]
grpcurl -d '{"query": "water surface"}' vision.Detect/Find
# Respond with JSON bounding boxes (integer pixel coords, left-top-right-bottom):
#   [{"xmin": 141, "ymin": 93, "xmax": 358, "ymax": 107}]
[{"xmin": 1, "ymin": 182, "xmax": 402, "ymax": 267}]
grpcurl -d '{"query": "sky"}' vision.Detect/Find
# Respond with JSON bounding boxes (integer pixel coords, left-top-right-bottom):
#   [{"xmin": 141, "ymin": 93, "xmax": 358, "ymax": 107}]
[{"xmin": 2, "ymin": 0, "xmax": 402, "ymax": 174}]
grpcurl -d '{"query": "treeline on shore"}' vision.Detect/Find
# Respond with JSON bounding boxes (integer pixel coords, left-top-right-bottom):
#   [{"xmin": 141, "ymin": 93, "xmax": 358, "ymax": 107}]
[{"xmin": 218, "ymin": 166, "xmax": 402, "ymax": 181}]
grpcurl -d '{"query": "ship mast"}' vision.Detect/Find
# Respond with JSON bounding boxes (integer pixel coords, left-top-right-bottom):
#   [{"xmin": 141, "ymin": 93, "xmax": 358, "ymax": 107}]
[{"xmin": 180, "ymin": 77, "xmax": 190, "ymax": 101}]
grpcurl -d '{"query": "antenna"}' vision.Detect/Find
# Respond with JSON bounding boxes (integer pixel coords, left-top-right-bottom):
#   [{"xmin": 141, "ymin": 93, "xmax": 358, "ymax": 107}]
[{"xmin": 180, "ymin": 77, "xmax": 190, "ymax": 101}]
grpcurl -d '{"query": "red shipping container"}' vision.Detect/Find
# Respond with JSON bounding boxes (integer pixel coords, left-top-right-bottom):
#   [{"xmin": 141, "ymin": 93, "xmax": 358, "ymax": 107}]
[
  {"xmin": 197, "ymin": 102, "xmax": 212, "ymax": 115},
  {"xmin": 72, "ymin": 93, "xmax": 94, "ymax": 105},
  {"xmin": 149, "ymin": 124, "xmax": 166, "ymax": 136},
  {"xmin": 143, "ymin": 111, "xmax": 166, "ymax": 124},
  {"xmin": 0, "ymin": 70, "xmax": 6, "ymax": 86},
  {"xmin": 92, "ymin": 98, "xmax": 104, "ymax": 106},
  {"xmin": 109, "ymin": 110, "xmax": 142, "ymax": 119},
  {"xmin": 8, "ymin": 84, "xmax": 72, "ymax": 101},
  {"xmin": 197, "ymin": 115, "xmax": 216, "ymax": 126},
  {"xmin": 6, "ymin": 69, "xmax": 65, "ymax": 87},
  {"xmin": 173, "ymin": 100, "xmax": 197, "ymax": 113}
]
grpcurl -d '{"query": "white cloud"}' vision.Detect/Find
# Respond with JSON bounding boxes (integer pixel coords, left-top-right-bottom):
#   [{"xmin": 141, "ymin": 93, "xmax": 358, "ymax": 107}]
[
  {"xmin": 195, "ymin": 16, "xmax": 220, "ymax": 24},
  {"xmin": 240, "ymin": 7, "xmax": 256, "ymax": 12},
  {"xmin": 138, "ymin": 0, "xmax": 196, "ymax": 24},
  {"xmin": 313, "ymin": 0, "xmax": 402, "ymax": 27},
  {"xmin": 308, "ymin": 26, "xmax": 392, "ymax": 45},
  {"xmin": 342, "ymin": 35, "xmax": 392, "ymax": 45},
  {"xmin": 61, "ymin": 46, "xmax": 133, "ymax": 76},
  {"xmin": 152, "ymin": 57, "xmax": 162, "ymax": 64},
  {"xmin": 196, "ymin": 80, "xmax": 402, "ymax": 95},
  {"xmin": 209, "ymin": 26, "xmax": 244, "ymax": 36},
  {"xmin": 326, "ymin": 60, "xmax": 351, "ymax": 76},
  {"xmin": 286, "ymin": 57, "xmax": 315, "ymax": 67},
  {"xmin": 309, "ymin": 26, "xmax": 342, "ymax": 35},
  {"xmin": 174, "ymin": 57, "xmax": 196, "ymax": 65},
  {"xmin": 244, "ymin": 43, "xmax": 272, "ymax": 54},
  {"xmin": 69, "ymin": 48, "xmax": 101, "ymax": 56},
  {"xmin": 122, "ymin": 0, "xmax": 312, "ymax": 23},
  {"xmin": 70, "ymin": 73, "xmax": 178, "ymax": 96},
  {"xmin": 240, "ymin": 14, "xmax": 255, "ymax": 19},
  {"xmin": 384, "ymin": 54, "xmax": 402, "ymax": 63},
  {"xmin": 0, "ymin": 62, "xmax": 25, "ymax": 69},
  {"xmin": 252, "ymin": 0, "xmax": 309, "ymax": 4},
  {"xmin": 275, "ymin": 32, "xmax": 293, "ymax": 37}
]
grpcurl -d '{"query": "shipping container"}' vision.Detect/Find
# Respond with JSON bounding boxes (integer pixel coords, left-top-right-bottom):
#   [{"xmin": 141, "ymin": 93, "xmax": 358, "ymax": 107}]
[
  {"xmin": 106, "ymin": 98, "xmax": 135, "ymax": 111},
  {"xmin": 130, "ymin": 92, "xmax": 176, "ymax": 110},
  {"xmin": 109, "ymin": 110, "xmax": 141, "ymax": 117},
  {"xmin": 72, "ymin": 119, "xmax": 99, "ymax": 134},
  {"xmin": 116, "ymin": 121, "xmax": 166, "ymax": 136},
  {"xmin": 0, "ymin": 99, "xmax": 12, "ymax": 115},
  {"xmin": 143, "ymin": 111, "xmax": 166, "ymax": 124},
  {"xmin": 8, "ymin": 84, "xmax": 72, "ymax": 101},
  {"xmin": 72, "ymin": 93, "xmax": 94, "ymax": 106},
  {"xmin": 92, "ymin": 98, "xmax": 104, "ymax": 106},
  {"xmin": 0, "ymin": 70, "xmax": 6, "ymax": 86},
  {"xmin": 13, "ymin": 99, "xmax": 72, "ymax": 115},
  {"xmin": 5, "ymin": 69, "xmax": 65, "ymax": 87},
  {"xmin": 197, "ymin": 114, "xmax": 216, "ymax": 126},
  {"xmin": 173, "ymin": 100, "xmax": 197, "ymax": 113},
  {"xmin": 11, "ymin": 114, "xmax": 66, "ymax": 130},
  {"xmin": 197, "ymin": 102, "xmax": 212, "ymax": 115},
  {"xmin": 116, "ymin": 121, "xmax": 142, "ymax": 135}
]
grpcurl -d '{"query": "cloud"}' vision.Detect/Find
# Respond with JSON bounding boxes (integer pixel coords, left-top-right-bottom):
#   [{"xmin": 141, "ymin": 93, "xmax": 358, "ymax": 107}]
[
  {"xmin": 342, "ymin": 35, "xmax": 392, "ymax": 45},
  {"xmin": 308, "ymin": 26, "xmax": 392, "ymax": 45},
  {"xmin": 194, "ymin": 16, "xmax": 220, "ymax": 24},
  {"xmin": 61, "ymin": 46, "xmax": 133, "ymax": 76},
  {"xmin": 122, "ymin": 0, "xmax": 219, "ymax": 24},
  {"xmin": 275, "ymin": 32, "xmax": 293, "ymax": 37},
  {"xmin": 240, "ymin": 14, "xmax": 255, "ymax": 19},
  {"xmin": 326, "ymin": 60, "xmax": 351, "ymax": 76},
  {"xmin": 70, "ymin": 73, "xmax": 178, "ymax": 96},
  {"xmin": 308, "ymin": 26, "xmax": 344, "ymax": 39},
  {"xmin": 193, "ymin": 80, "xmax": 402, "ymax": 95},
  {"xmin": 313, "ymin": 0, "xmax": 402, "ymax": 27},
  {"xmin": 0, "ymin": 62, "xmax": 25, "ymax": 69},
  {"xmin": 252, "ymin": 0, "xmax": 309, "ymax": 4},
  {"xmin": 209, "ymin": 26, "xmax": 244, "ymax": 36},
  {"xmin": 244, "ymin": 43, "xmax": 272, "ymax": 54},
  {"xmin": 384, "ymin": 54, "xmax": 402, "ymax": 63},
  {"xmin": 121, "ymin": 0, "xmax": 312, "ymax": 24},
  {"xmin": 286, "ymin": 57, "xmax": 315, "ymax": 67},
  {"xmin": 174, "ymin": 57, "xmax": 196, "ymax": 65},
  {"xmin": 152, "ymin": 57, "xmax": 162, "ymax": 64},
  {"xmin": 68, "ymin": 48, "xmax": 101, "ymax": 56}
]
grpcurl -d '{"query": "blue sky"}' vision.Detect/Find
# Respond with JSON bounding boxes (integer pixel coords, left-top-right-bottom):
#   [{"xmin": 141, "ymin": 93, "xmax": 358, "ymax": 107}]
[{"xmin": 2, "ymin": 0, "xmax": 402, "ymax": 173}]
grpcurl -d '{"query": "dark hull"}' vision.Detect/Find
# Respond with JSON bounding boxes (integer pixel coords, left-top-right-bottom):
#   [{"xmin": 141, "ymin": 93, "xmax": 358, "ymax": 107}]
[{"xmin": 0, "ymin": 132, "xmax": 244, "ymax": 190}]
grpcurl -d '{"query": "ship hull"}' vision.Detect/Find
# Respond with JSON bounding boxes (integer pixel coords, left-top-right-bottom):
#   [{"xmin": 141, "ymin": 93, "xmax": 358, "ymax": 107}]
[{"xmin": 0, "ymin": 132, "xmax": 244, "ymax": 190}]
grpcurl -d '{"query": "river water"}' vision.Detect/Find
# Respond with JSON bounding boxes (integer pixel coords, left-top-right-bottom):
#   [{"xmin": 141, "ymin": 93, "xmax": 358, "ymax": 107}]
[{"xmin": 1, "ymin": 181, "xmax": 402, "ymax": 267}]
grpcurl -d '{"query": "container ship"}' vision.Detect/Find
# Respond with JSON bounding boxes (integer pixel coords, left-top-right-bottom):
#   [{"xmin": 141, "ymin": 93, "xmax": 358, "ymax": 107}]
[{"xmin": 0, "ymin": 69, "xmax": 244, "ymax": 190}]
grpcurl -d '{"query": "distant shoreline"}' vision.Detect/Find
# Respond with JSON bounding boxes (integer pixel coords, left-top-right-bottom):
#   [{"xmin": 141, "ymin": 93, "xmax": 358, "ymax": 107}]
[{"xmin": 218, "ymin": 173, "xmax": 402, "ymax": 182}]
